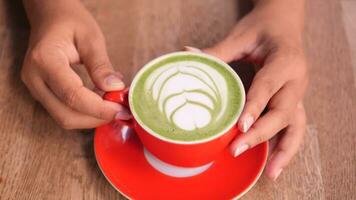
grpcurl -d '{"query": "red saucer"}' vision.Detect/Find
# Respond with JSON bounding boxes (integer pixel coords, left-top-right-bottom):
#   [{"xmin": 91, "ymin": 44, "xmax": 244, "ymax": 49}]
[{"xmin": 95, "ymin": 122, "xmax": 268, "ymax": 199}]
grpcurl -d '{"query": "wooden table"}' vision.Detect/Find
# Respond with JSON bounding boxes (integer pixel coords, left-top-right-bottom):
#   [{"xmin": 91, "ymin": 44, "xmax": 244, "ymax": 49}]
[{"xmin": 0, "ymin": 0, "xmax": 355, "ymax": 199}]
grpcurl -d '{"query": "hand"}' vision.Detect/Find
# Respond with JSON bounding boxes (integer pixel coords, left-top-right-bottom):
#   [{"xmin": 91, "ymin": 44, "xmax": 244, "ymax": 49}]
[
  {"xmin": 21, "ymin": 0, "xmax": 130, "ymax": 129},
  {"xmin": 187, "ymin": 0, "xmax": 308, "ymax": 180}
]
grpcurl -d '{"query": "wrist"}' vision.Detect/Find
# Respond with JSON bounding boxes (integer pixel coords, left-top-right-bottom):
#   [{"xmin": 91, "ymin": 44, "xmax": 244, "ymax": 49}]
[
  {"xmin": 23, "ymin": 0, "xmax": 84, "ymax": 28},
  {"xmin": 253, "ymin": 0, "xmax": 305, "ymax": 33}
]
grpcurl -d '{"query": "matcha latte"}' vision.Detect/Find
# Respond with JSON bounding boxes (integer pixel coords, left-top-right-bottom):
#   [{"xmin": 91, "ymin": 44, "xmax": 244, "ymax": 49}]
[{"xmin": 129, "ymin": 52, "xmax": 244, "ymax": 142}]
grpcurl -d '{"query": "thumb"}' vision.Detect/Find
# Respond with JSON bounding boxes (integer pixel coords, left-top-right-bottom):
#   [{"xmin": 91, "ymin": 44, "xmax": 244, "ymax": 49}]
[
  {"xmin": 76, "ymin": 33, "xmax": 125, "ymax": 91},
  {"xmin": 202, "ymin": 31, "xmax": 256, "ymax": 63}
]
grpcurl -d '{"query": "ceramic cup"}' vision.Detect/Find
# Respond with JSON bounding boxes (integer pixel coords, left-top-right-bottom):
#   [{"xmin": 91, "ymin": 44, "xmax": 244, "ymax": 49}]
[{"xmin": 104, "ymin": 52, "xmax": 245, "ymax": 177}]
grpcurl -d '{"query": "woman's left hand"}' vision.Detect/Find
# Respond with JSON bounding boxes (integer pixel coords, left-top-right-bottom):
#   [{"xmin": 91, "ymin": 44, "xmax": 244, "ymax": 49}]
[{"xmin": 187, "ymin": 0, "xmax": 308, "ymax": 180}]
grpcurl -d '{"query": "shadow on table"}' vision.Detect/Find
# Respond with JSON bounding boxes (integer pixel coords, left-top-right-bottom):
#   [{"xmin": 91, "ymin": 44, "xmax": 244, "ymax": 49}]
[
  {"xmin": 231, "ymin": 60, "xmax": 255, "ymax": 92},
  {"xmin": 3, "ymin": 0, "xmax": 29, "ymax": 91},
  {"xmin": 237, "ymin": 0, "xmax": 253, "ymax": 19}
]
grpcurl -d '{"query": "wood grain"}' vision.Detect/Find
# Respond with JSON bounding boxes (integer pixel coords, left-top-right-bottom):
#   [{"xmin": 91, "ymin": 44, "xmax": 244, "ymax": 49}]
[
  {"xmin": 0, "ymin": 0, "xmax": 355, "ymax": 199},
  {"xmin": 304, "ymin": 1, "xmax": 356, "ymax": 199},
  {"xmin": 341, "ymin": 0, "xmax": 356, "ymax": 88}
]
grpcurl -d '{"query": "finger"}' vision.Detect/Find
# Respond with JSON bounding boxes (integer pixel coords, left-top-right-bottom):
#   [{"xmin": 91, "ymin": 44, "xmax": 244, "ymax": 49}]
[
  {"xmin": 184, "ymin": 46, "xmax": 203, "ymax": 53},
  {"xmin": 237, "ymin": 57, "xmax": 294, "ymax": 133},
  {"xmin": 75, "ymin": 31, "xmax": 125, "ymax": 91},
  {"xmin": 202, "ymin": 30, "xmax": 257, "ymax": 63},
  {"xmin": 265, "ymin": 102, "xmax": 306, "ymax": 181},
  {"xmin": 230, "ymin": 82, "xmax": 299, "ymax": 157},
  {"xmin": 41, "ymin": 54, "xmax": 129, "ymax": 120},
  {"xmin": 26, "ymin": 77, "xmax": 109, "ymax": 129}
]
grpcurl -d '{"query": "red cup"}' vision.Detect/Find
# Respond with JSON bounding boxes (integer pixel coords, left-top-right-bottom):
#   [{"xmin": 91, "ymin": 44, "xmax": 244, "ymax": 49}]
[{"xmin": 104, "ymin": 89, "xmax": 242, "ymax": 168}]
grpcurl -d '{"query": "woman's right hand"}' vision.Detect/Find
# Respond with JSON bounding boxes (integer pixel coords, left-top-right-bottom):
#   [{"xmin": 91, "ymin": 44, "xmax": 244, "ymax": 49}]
[{"xmin": 21, "ymin": 0, "xmax": 130, "ymax": 129}]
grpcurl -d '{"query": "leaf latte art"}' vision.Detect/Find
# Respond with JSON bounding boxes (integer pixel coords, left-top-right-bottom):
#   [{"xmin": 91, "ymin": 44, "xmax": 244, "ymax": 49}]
[
  {"xmin": 145, "ymin": 62, "xmax": 227, "ymax": 131},
  {"xmin": 130, "ymin": 53, "xmax": 243, "ymax": 142}
]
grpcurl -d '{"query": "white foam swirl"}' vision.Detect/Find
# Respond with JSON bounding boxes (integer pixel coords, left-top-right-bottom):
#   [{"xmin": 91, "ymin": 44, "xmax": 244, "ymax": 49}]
[{"xmin": 145, "ymin": 61, "xmax": 227, "ymax": 131}]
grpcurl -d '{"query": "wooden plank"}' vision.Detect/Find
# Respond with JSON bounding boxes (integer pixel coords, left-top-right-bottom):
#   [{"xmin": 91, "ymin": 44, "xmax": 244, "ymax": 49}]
[
  {"xmin": 304, "ymin": 0, "xmax": 356, "ymax": 199},
  {"xmin": 341, "ymin": 0, "xmax": 356, "ymax": 87}
]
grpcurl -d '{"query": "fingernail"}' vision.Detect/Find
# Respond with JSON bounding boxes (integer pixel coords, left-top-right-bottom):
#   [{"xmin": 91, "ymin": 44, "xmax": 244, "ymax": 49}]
[
  {"xmin": 105, "ymin": 74, "xmax": 125, "ymax": 89},
  {"xmin": 105, "ymin": 101, "xmax": 123, "ymax": 111},
  {"xmin": 232, "ymin": 143, "xmax": 249, "ymax": 157},
  {"xmin": 184, "ymin": 46, "xmax": 202, "ymax": 53},
  {"xmin": 115, "ymin": 111, "xmax": 131, "ymax": 120},
  {"xmin": 241, "ymin": 114, "xmax": 254, "ymax": 133},
  {"xmin": 273, "ymin": 168, "xmax": 283, "ymax": 181}
]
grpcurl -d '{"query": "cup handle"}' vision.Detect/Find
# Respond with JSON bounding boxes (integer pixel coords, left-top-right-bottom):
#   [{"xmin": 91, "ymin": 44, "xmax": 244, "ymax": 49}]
[{"xmin": 103, "ymin": 88, "xmax": 134, "ymax": 128}]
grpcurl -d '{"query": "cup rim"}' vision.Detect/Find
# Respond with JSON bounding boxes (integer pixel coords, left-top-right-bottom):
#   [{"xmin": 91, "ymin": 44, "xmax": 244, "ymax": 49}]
[{"xmin": 129, "ymin": 51, "xmax": 245, "ymax": 145}]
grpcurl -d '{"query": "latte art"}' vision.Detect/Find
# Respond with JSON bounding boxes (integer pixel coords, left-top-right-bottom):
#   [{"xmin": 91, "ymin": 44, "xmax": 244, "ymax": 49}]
[
  {"xmin": 145, "ymin": 62, "xmax": 227, "ymax": 131},
  {"xmin": 130, "ymin": 53, "xmax": 243, "ymax": 142}
]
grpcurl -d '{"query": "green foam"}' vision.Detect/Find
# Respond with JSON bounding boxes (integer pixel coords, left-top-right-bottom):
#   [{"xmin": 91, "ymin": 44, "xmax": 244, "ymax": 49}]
[{"xmin": 131, "ymin": 54, "xmax": 243, "ymax": 142}]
